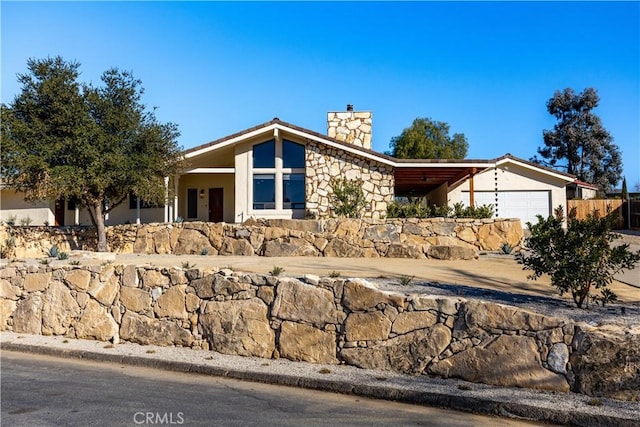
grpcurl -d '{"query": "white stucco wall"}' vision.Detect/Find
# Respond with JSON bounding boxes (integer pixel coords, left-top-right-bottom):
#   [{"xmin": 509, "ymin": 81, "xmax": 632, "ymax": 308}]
[
  {"xmin": 179, "ymin": 173, "xmax": 235, "ymax": 223},
  {"xmin": 0, "ymin": 189, "xmax": 54, "ymax": 225}
]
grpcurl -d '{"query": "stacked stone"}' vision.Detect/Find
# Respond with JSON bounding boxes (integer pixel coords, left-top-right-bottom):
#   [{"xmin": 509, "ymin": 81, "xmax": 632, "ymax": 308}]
[
  {"xmin": 3, "ymin": 263, "xmax": 638, "ymax": 400},
  {"xmin": 0, "ymin": 217, "xmax": 525, "ymax": 259},
  {"xmin": 305, "ymin": 141, "xmax": 394, "ymax": 220},
  {"xmin": 326, "ymin": 111, "xmax": 372, "ymax": 149}
]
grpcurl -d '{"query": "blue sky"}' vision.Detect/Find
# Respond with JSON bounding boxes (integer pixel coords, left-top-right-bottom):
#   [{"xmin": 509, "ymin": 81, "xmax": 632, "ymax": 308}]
[{"xmin": 2, "ymin": 1, "xmax": 639, "ymax": 187}]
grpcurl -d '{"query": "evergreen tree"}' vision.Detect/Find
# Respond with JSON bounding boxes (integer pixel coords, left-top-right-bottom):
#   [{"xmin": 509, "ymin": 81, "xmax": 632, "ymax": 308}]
[
  {"xmin": 1, "ymin": 57, "xmax": 182, "ymax": 251},
  {"xmin": 532, "ymin": 87, "xmax": 622, "ymax": 192}
]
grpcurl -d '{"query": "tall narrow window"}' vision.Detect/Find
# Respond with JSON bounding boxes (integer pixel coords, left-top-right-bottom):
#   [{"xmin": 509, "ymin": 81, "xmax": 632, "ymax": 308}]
[
  {"xmin": 253, "ymin": 140, "xmax": 275, "ymax": 168},
  {"xmin": 283, "ymin": 174, "xmax": 305, "ymax": 209},
  {"xmin": 187, "ymin": 188, "xmax": 198, "ymax": 219},
  {"xmin": 283, "ymin": 140, "xmax": 305, "ymax": 168},
  {"xmin": 253, "ymin": 174, "xmax": 275, "ymax": 209}
]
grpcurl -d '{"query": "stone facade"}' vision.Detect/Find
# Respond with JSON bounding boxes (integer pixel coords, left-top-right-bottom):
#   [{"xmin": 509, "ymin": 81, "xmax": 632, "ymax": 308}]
[
  {"xmin": 0, "ymin": 218, "xmax": 523, "ymax": 259},
  {"xmin": 305, "ymin": 141, "xmax": 394, "ymax": 220},
  {"xmin": 326, "ymin": 111, "xmax": 372, "ymax": 149},
  {"xmin": 2, "ymin": 262, "xmax": 637, "ymax": 400}
]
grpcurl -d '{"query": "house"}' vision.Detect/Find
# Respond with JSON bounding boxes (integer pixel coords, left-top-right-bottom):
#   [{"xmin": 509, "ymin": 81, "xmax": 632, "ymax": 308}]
[
  {"xmin": 567, "ymin": 180, "xmax": 599, "ymax": 200},
  {"xmin": 0, "ymin": 107, "xmax": 576, "ymax": 228}
]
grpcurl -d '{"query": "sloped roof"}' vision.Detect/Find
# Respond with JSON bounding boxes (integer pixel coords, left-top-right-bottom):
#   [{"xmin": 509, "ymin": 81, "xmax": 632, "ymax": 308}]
[
  {"xmin": 493, "ymin": 154, "xmax": 576, "ymax": 182},
  {"xmin": 181, "ymin": 120, "xmax": 576, "ymax": 193},
  {"xmin": 183, "ymin": 118, "xmax": 492, "ymax": 168},
  {"xmin": 572, "ymin": 180, "xmax": 599, "ymax": 190}
]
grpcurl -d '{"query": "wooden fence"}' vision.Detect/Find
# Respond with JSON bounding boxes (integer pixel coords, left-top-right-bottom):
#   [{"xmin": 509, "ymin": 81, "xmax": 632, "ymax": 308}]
[
  {"xmin": 629, "ymin": 200, "xmax": 640, "ymax": 229},
  {"xmin": 567, "ymin": 199, "xmax": 624, "ymax": 228},
  {"xmin": 567, "ymin": 199, "xmax": 623, "ymax": 218}
]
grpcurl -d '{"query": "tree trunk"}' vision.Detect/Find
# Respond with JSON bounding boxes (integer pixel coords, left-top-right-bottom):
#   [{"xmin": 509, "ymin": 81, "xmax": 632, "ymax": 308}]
[{"xmin": 88, "ymin": 202, "xmax": 108, "ymax": 252}]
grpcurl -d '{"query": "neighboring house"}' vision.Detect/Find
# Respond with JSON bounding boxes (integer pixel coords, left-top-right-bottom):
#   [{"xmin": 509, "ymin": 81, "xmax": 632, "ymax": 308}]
[
  {"xmin": 567, "ymin": 180, "xmax": 599, "ymax": 200},
  {"xmin": 0, "ymin": 107, "xmax": 577, "ymax": 228}
]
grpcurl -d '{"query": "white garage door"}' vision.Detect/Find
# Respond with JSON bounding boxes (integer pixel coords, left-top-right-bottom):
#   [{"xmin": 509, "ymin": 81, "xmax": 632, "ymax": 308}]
[{"xmin": 462, "ymin": 191, "xmax": 551, "ymax": 227}]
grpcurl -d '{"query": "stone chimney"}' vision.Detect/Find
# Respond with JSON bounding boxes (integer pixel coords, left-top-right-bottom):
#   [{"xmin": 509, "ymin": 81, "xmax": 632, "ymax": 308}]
[{"xmin": 327, "ymin": 105, "xmax": 372, "ymax": 149}]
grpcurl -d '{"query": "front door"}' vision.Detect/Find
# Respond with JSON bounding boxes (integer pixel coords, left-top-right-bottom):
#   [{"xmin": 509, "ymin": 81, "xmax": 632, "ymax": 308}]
[
  {"xmin": 54, "ymin": 199, "xmax": 65, "ymax": 226},
  {"xmin": 209, "ymin": 188, "xmax": 223, "ymax": 222}
]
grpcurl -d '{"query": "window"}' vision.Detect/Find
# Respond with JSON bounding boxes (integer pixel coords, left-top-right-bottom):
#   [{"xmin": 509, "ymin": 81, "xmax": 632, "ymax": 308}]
[
  {"xmin": 253, "ymin": 174, "xmax": 275, "ymax": 209},
  {"xmin": 128, "ymin": 194, "xmax": 157, "ymax": 209},
  {"xmin": 253, "ymin": 140, "xmax": 275, "ymax": 168},
  {"xmin": 251, "ymin": 139, "xmax": 305, "ymax": 211},
  {"xmin": 187, "ymin": 188, "xmax": 198, "ymax": 218},
  {"xmin": 67, "ymin": 197, "xmax": 80, "ymax": 211},
  {"xmin": 283, "ymin": 174, "xmax": 305, "ymax": 209},
  {"xmin": 283, "ymin": 140, "xmax": 305, "ymax": 168}
]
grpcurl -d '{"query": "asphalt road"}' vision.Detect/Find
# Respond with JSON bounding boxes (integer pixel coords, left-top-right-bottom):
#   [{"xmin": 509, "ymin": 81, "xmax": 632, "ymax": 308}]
[{"xmin": 1, "ymin": 351, "xmax": 545, "ymax": 427}]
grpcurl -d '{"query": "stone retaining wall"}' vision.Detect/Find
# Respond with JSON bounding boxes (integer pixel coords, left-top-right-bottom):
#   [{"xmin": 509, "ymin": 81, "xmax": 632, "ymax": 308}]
[
  {"xmin": 1, "ymin": 262, "xmax": 637, "ymax": 400},
  {"xmin": 0, "ymin": 218, "xmax": 524, "ymax": 259}
]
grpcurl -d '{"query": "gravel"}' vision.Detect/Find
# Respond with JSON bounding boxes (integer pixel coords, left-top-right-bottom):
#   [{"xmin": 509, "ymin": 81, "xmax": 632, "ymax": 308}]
[
  {"xmin": 371, "ymin": 277, "xmax": 640, "ymax": 328},
  {"xmin": 2, "ymin": 332, "xmax": 639, "ymax": 426}
]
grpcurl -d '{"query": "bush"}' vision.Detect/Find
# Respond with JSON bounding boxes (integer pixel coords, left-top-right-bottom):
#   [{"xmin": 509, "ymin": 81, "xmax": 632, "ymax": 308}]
[
  {"xmin": 397, "ymin": 275, "xmax": 415, "ymax": 287},
  {"xmin": 516, "ymin": 206, "xmax": 640, "ymax": 308},
  {"xmin": 269, "ymin": 266, "xmax": 284, "ymax": 276},
  {"xmin": 386, "ymin": 201, "xmax": 493, "ymax": 219},
  {"xmin": 330, "ymin": 178, "xmax": 366, "ymax": 218}
]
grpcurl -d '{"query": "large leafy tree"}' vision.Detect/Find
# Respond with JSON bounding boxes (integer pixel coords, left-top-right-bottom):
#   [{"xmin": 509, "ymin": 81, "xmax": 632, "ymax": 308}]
[
  {"xmin": 1, "ymin": 57, "xmax": 182, "ymax": 251},
  {"xmin": 532, "ymin": 87, "xmax": 622, "ymax": 192},
  {"xmin": 389, "ymin": 117, "xmax": 468, "ymax": 159}
]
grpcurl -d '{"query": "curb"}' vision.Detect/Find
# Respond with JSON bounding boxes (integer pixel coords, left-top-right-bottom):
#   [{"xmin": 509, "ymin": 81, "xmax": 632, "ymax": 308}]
[{"xmin": 3, "ymin": 342, "xmax": 636, "ymax": 427}]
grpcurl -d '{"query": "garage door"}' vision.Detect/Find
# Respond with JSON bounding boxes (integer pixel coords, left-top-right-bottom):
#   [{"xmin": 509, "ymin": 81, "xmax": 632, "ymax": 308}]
[{"xmin": 462, "ymin": 191, "xmax": 551, "ymax": 227}]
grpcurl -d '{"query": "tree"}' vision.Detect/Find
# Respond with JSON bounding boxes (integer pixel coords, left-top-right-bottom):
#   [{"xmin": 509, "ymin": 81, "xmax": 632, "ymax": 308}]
[
  {"xmin": 621, "ymin": 177, "xmax": 629, "ymax": 200},
  {"xmin": 516, "ymin": 206, "xmax": 640, "ymax": 308},
  {"xmin": 532, "ymin": 87, "xmax": 623, "ymax": 192},
  {"xmin": 1, "ymin": 57, "xmax": 182, "ymax": 251},
  {"xmin": 389, "ymin": 117, "xmax": 468, "ymax": 159}
]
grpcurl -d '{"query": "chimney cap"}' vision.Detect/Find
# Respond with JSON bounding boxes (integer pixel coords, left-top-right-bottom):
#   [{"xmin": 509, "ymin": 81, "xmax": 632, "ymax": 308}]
[{"xmin": 346, "ymin": 104, "xmax": 354, "ymax": 112}]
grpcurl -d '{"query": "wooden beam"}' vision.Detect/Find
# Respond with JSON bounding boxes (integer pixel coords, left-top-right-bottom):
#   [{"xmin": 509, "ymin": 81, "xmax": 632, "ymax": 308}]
[{"xmin": 469, "ymin": 168, "xmax": 477, "ymax": 207}]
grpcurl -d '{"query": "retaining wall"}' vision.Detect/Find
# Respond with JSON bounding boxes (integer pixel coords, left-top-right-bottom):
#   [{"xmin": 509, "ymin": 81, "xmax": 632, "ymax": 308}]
[
  {"xmin": 0, "ymin": 218, "xmax": 524, "ymax": 259},
  {"xmin": 1, "ymin": 262, "xmax": 637, "ymax": 401}
]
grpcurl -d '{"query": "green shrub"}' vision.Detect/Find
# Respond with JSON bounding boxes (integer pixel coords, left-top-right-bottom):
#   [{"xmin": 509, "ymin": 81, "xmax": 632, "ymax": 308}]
[
  {"xmin": 594, "ymin": 288, "xmax": 618, "ymax": 307},
  {"xmin": 269, "ymin": 266, "xmax": 284, "ymax": 276},
  {"xmin": 19, "ymin": 216, "xmax": 33, "ymax": 226},
  {"xmin": 200, "ymin": 248, "xmax": 209, "ymax": 256},
  {"xmin": 397, "ymin": 275, "xmax": 415, "ymax": 287},
  {"xmin": 517, "ymin": 206, "xmax": 640, "ymax": 308},
  {"xmin": 501, "ymin": 243, "xmax": 513, "ymax": 254},
  {"xmin": 0, "ymin": 236, "xmax": 16, "ymax": 258},
  {"xmin": 386, "ymin": 201, "xmax": 493, "ymax": 219},
  {"xmin": 57, "ymin": 252, "xmax": 69, "ymax": 260},
  {"xmin": 329, "ymin": 271, "xmax": 341, "ymax": 278},
  {"xmin": 330, "ymin": 178, "xmax": 366, "ymax": 218}
]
